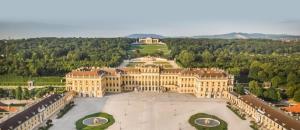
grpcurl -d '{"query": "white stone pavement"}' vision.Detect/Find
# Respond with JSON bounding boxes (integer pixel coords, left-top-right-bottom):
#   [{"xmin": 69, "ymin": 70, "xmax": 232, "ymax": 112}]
[{"xmin": 50, "ymin": 92, "xmax": 251, "ymax": 130}]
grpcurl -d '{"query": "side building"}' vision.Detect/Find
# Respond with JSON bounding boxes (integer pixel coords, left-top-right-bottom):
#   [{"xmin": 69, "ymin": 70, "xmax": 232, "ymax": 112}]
[
  {"xmin": 0, "ymin": 92, "xmax": 74, "ymax": 130},
  {"xmin": 65, "ymin": 65, "xmax": 234, "ymax": 98},
  {"xmin": 228, "ymin": 93, "xmax": 300, "ymax": 130}
]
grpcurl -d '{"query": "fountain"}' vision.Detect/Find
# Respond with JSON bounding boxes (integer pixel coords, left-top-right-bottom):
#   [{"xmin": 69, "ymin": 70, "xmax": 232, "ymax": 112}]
[
  {"xmin": 194, "ymin": 118, "xmax": 220, "ymax": 127},
  {"xmin": 82, "ymin": 117, "xmax": 108, "ymax": 126}
]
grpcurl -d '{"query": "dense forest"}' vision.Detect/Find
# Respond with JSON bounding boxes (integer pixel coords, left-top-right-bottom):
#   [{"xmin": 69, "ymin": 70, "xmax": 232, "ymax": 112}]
[
  {"xmin": 0, "ymin": 38, "xmax": 134, "ymax": 76},
  {"xmin": 163, "ymin": 38, "xmax": 300, "ymax": 102}
]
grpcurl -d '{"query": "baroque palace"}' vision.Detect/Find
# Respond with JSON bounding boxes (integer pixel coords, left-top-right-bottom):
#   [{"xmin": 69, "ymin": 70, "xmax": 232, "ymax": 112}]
[
  {"xmin": 66, "ymin": 63, "xmax": 300, "ymax": 130},
  {"xmin": 65, "ymin": 65, "xmax": 234, "ymax": 98}
]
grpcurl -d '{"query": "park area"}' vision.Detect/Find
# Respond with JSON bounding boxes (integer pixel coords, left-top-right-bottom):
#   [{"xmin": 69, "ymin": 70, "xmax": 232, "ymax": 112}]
[
  {"xmin": 129, "ymin": 44, "xmax": 170, "ymax": 57},
  {"xmin": 0, "ymin": 74, "xmax": 64, "ymax": 86},
  {"xmin": 50, "ymin": 92, "xmax": 251, "ymax": 130}
]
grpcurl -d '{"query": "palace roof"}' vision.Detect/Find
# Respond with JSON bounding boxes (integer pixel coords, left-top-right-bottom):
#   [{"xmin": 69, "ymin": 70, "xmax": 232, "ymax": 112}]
[
  {"xmin": 67, "ymin": 70, "xmax": 99, "ymax": 77},
  {"xmin": 0, "ymin": 94, "xmax": 63, "ymax": 130},
  {"xmin": 66, "ymin": 67, "xmax": 229, "ymax": 78},
  {"xmin": 240, "ymin": 95, "xmax": 300, "ymax": 130}
]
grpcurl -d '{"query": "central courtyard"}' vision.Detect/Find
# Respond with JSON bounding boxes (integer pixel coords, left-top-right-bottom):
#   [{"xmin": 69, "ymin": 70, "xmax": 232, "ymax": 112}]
[{"xmin": 50, "ymin": 92, "xmax": 251, "ymax": 130}]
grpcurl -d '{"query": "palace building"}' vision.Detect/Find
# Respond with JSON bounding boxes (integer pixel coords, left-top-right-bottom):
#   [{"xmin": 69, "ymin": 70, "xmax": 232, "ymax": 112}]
[{"xmin": 65, "ymin": 65, "xmax": 234, "ymax": 98}]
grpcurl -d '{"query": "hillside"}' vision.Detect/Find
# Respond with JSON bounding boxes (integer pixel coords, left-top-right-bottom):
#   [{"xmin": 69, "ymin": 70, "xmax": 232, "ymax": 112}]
[
  {"xmin": 192, "ymin": 32, "xmax": 300, "ymax": 40},
  {"xmin": 126, "ymin": 34, "xmax": 164, "ymax": 39}
]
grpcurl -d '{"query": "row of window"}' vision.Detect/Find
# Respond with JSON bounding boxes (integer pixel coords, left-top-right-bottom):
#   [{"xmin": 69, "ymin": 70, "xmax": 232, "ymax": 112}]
[{"xmin": 17, "ymin": 98, "xmax": 64, "ymax": 130}]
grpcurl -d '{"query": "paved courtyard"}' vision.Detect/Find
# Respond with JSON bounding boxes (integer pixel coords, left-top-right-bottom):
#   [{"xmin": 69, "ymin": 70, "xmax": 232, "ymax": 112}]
[{"xmin": 51, "ymin": 92, "xmax": 251, "ymax": 130}]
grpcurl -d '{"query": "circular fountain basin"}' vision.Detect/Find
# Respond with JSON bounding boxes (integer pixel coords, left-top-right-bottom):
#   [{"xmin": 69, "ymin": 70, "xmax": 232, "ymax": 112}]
[
  {"xmin": 82, "ymin": 117, "xmax": 108, "ymax": 126},
  {"xmin": 194, "ymin": 118, "xmax": 220, "ymax": 127}
]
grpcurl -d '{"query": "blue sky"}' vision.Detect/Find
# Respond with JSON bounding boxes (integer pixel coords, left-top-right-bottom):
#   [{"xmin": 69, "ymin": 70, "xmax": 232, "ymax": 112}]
[{"xmin": 0, "ymin": 0, "xmax": 300, "ymax": 38}]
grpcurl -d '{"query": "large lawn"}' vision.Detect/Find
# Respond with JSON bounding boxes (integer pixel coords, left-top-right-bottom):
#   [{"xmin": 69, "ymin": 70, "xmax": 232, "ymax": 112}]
[
  {"xmin": 129, "ymin": 44, "xmax": 170, "ymax": 56},
  {"xmin": 0, "ymin": 74, "xmax": 64, "ymax": 86}
]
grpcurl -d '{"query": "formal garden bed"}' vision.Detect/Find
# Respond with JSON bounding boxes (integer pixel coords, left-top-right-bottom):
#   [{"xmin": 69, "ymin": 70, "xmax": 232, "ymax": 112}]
[
  {"xmin": 226, "ymin": 105, "xmax": 246, "ymax": 120},
  {"xmin": 75, "ymin": 112, "xmax": 115, "ymax": 130},
  {"xmin": 126, "ymin": 62, "xmax": 146, "ymax": 67},
  {"xmin": 189, "ymin": 113, "xmax": 227, "ymax": 130}
]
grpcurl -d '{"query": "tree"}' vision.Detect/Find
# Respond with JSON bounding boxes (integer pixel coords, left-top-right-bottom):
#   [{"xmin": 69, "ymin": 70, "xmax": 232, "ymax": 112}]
[
  {"xmin": 286, "ymin": 83, "xmax": 297, "ymax": 98},
  {"xmin": 15, "ymin": 86, "xmax": 23, "ymax": 100},
  {"xmin": 258, "ymin": 71, "xmax": 268, "ymax": 81},
  {"xmin": 287, "ymin": 72, "xmax": 297, "ymax": 84},
  {"xmin": 249, "ymin": 80, "xmax": 264, "ymax": 97},
  {"xmin": 201, "ymin": 50, "xmax": 213, "ymax": 64},
  {"xmin": 46, "ymin": 119, "xmax": 53, "ymax": 127},
  {"xmin": 293, "ymin": 89, "xmax": 300, "ymax": 102},
  {"xmin": 248, "ymin": 61, "xmax": 262, "ymax": 80},
  {"xmin": 22, "ymin": 88, "xmax": 30, "ymax": 99},
  {"xmin": 177, "ymin": 50, "xmax": 195, "ymax": 67},
  {"xmin": 0, "ymin": 88, "xmax": 4, "ymax": 98},
  {"xmin": 271, "ymin": 76, "xmax": 282, "ymax": 88},
  {"xmin": 249, "ymin": 80, "xmax": 259, "ymax": 94},
  {"xmin": 256, "ymin": 87, "xmax": 264, "ymax": 97},
  {"xmin": 235, "ymin": 84, "xmax": 245, "ymax": 95},
  {"xmin": 264, "ymin": 87, "xmax": 281, "ymax": 102},
  {"xmin": 228, "ymin": 67, "xmax": 240, "ymax": 76}
]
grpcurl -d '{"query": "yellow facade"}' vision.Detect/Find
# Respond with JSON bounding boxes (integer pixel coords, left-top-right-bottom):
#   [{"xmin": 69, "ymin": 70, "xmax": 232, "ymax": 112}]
[{"xmin": 66, "ymin": 66, "xmax": 234, "ymax": 98}]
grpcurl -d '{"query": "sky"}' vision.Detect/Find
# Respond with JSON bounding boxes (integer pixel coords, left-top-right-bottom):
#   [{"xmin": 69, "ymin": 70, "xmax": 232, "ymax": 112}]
[{"xmin": 0, "ymin": 0, "xmax": 300, "ymax": 39}]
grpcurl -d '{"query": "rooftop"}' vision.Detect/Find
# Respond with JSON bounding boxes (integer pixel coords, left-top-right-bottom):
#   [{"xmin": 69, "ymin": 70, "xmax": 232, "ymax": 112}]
[
  {"xmin": 284, "ymin": 104, "xmax": 300, "ymax": 113},
  {"xmin": 240, "ymin": 95, "xmax": 300, "ymax": 130},
  {"xmin": 66, "ymin": 66, "xmax": 229, "ymax": 78},
  {"xmin": 0, "ymin": 94, "xmax": 63, "ymax": 130}
]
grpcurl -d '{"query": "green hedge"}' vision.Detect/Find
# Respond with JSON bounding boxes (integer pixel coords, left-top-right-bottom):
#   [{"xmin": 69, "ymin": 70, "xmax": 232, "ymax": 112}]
[
  {"xmin": 250, "ymin": 121, "xmax": 259, "ymax": 130},
  {"xmin": 0, "ymin": 75, "xmax": 64, "ymax": 86},
  {"xmin": 57, "ymin": 101, "xmax": 75, "ymax": 119},
  {"xmin": 189, "ymin": 113, "xmax": 227, "ymax": 130},
  {"xmin": 226, "ymin": 105, "xmax": 246, "ymax": 120},
  {"xmin": 75, "ymin": 112, "xmax": 115, "ymax": 130}
]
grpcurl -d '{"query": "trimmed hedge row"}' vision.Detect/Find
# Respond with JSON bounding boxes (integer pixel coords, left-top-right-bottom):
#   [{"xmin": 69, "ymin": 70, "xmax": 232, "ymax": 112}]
[
  {"xmin": 226, "ymin": 105, "xmax": 246, "ymax": 120},
  {"xmin": 57, "ymin": 101, "xmax": 75, "ymax": 119}
]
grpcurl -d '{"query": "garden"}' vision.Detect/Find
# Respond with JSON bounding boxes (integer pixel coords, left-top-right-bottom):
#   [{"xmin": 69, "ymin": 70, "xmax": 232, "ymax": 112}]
[
  {"xmin": 189, "ymin": 113, "xmax": 227, "ymax": 130},
  {"xmin": 75, "ymin": 112, "xmax": 115, "ymax": 130}
]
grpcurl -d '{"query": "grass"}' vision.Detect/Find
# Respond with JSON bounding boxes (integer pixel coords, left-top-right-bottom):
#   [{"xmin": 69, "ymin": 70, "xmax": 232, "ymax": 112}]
[
  {"xmin": 189, "ymin": 113, "xmax": 228, "ymax": 130},
  {"xmin": 126, "ymin": 62, "xmax": 146, "ymax": 67},
  {"xmin": 226, "ymin": 105, "xmax": 246, "ymax": 120},
  {"xmin": 153, "ymin": 61, "xmax": 173, "ymax": 68},
  {"xmin": 0, "ymin": 74, "xmax": 64, "ymax": 86},
  {"xmin": 129, "ymin": 44, "xmax": 170, "ymax": 56},
  {"xmin": 76, "ymin": 112, "xmax": 115, "ymax": 130}
]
